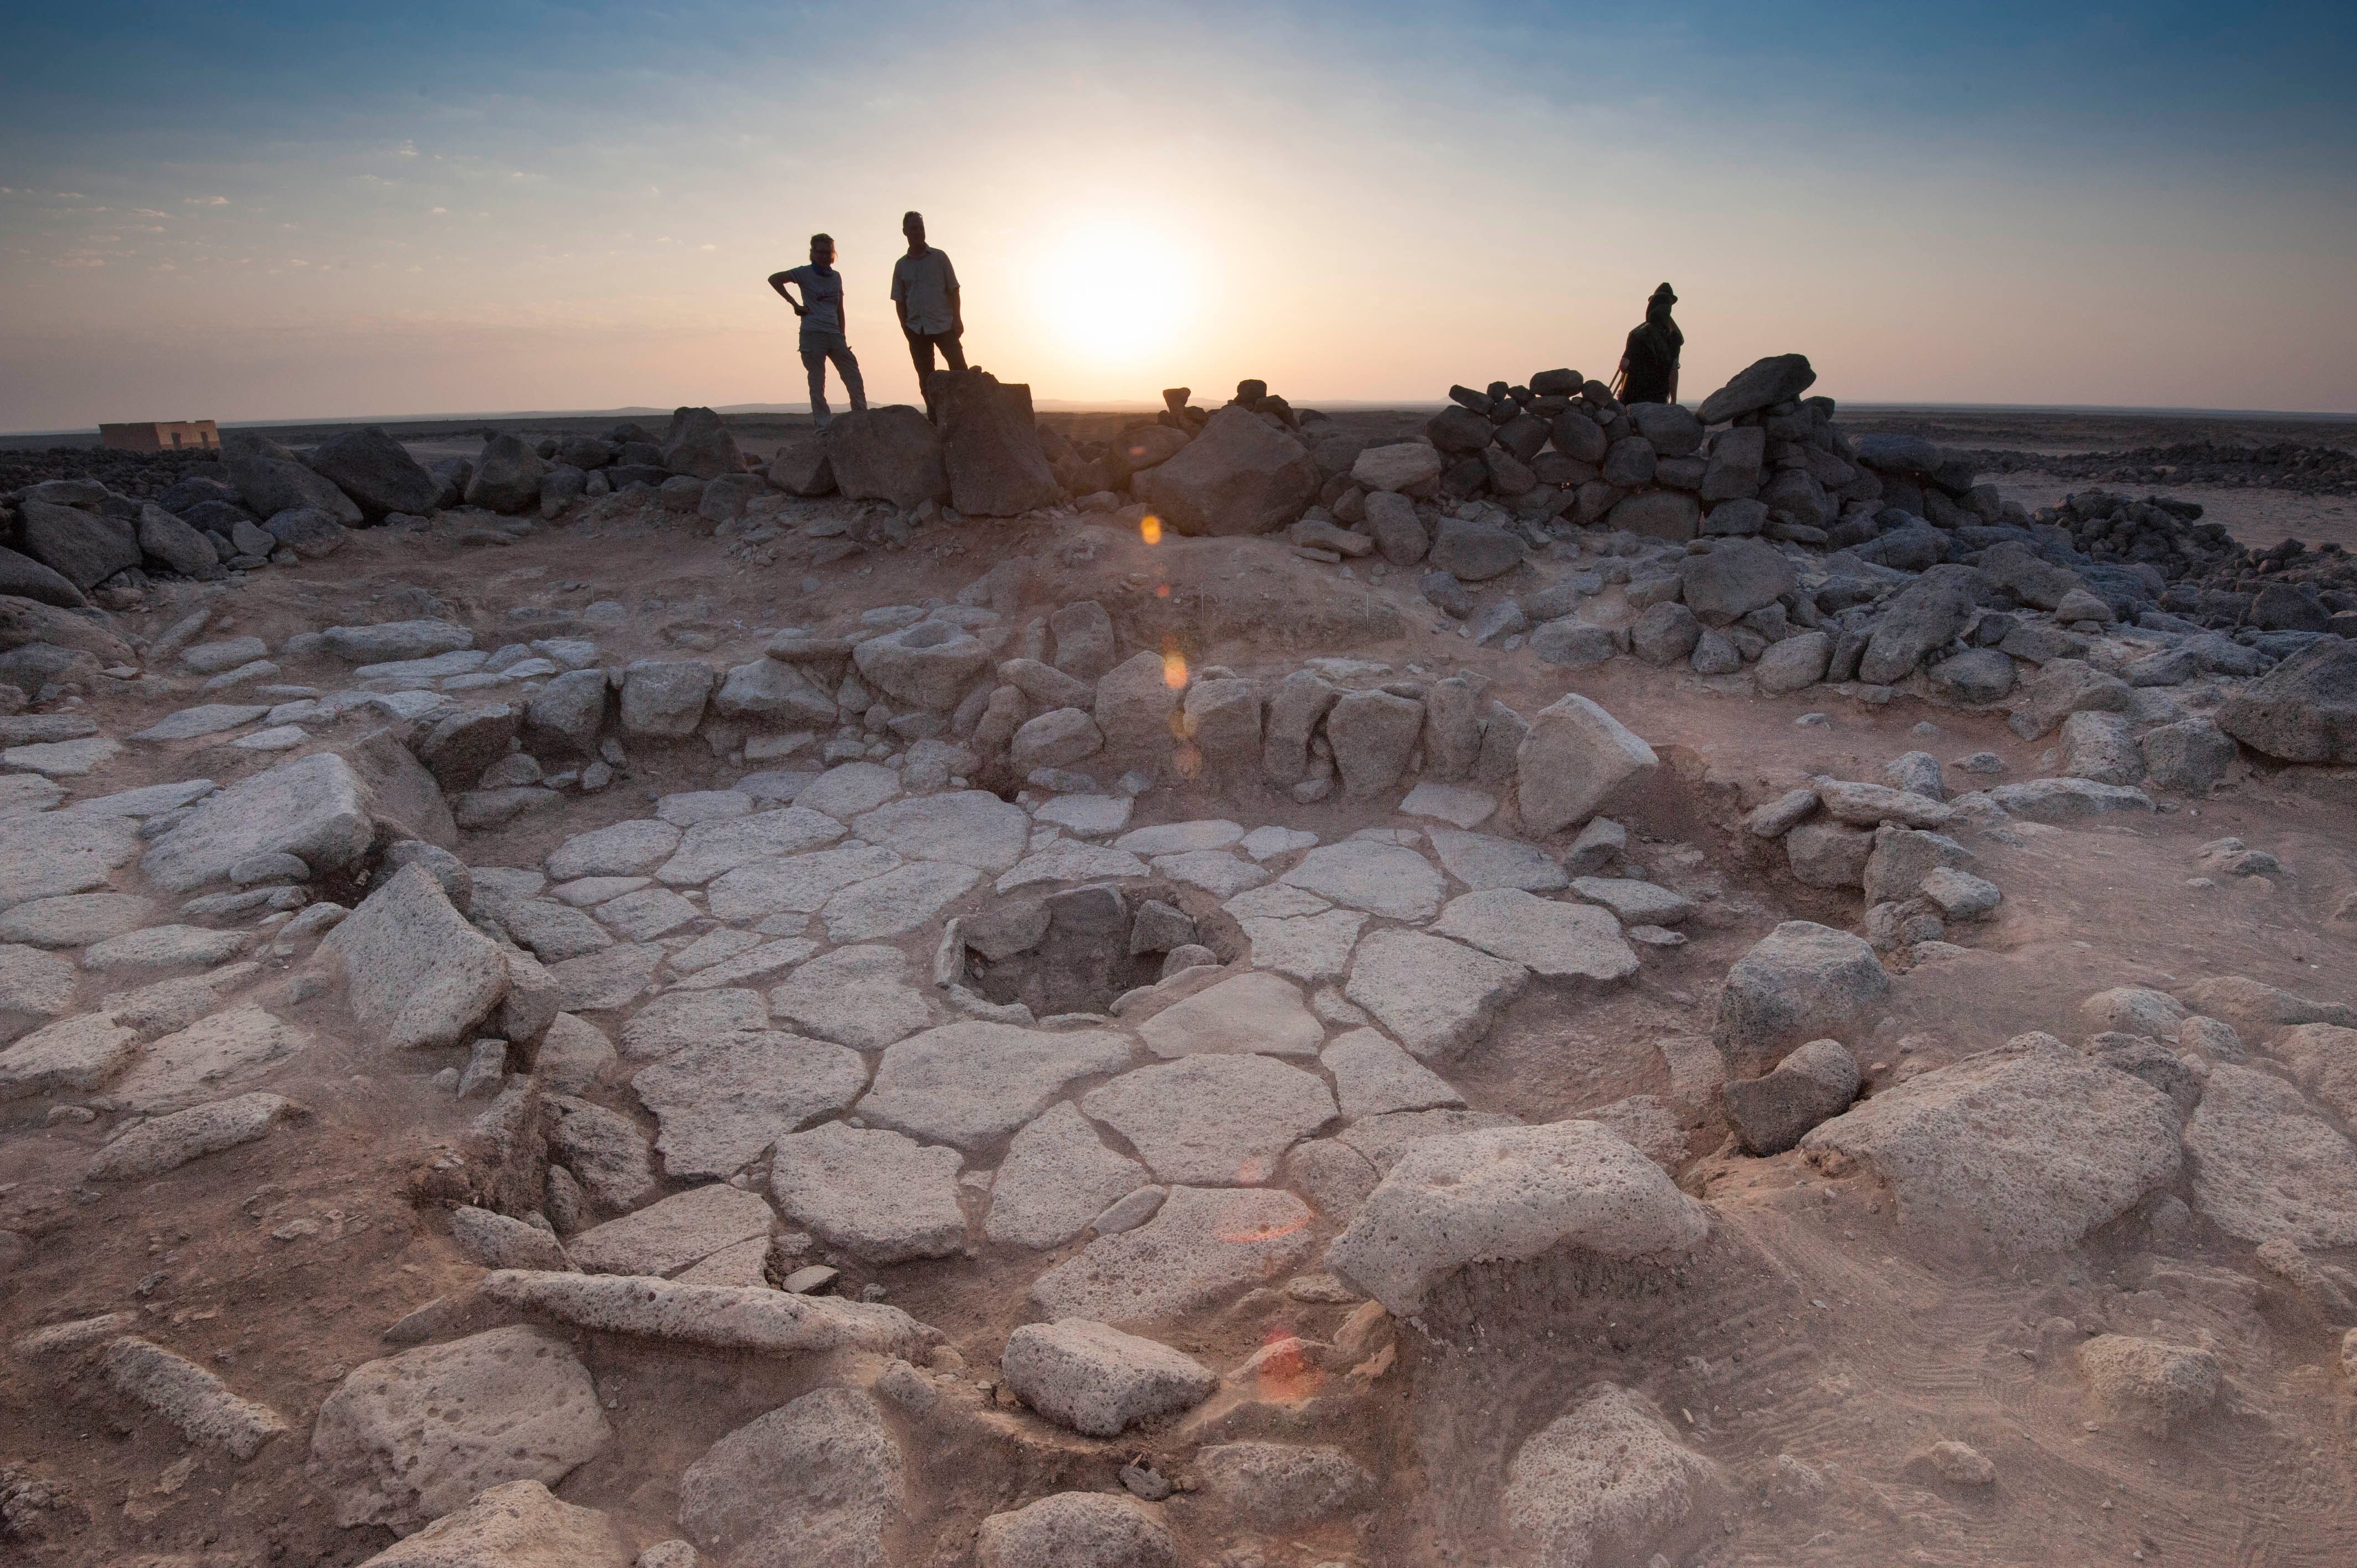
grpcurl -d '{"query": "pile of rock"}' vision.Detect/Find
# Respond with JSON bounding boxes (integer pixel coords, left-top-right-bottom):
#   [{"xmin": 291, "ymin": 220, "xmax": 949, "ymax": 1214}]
[{"xmin": 1975, "ymin": 439, "xmax": 2357, "ymax": 497}]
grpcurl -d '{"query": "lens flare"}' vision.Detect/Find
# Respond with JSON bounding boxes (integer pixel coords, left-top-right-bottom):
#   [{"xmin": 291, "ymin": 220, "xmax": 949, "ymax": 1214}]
[
  {"xmin": 1139, "ymin": 514, "xmax": 1162, "ymax": 545},
  {"xmin": 1162, "ymin": 649, "xmax": 1188, "ymax": 689}
]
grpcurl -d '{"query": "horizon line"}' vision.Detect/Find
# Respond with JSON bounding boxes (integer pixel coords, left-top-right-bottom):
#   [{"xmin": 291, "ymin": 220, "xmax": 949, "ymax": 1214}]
[{"xmin": 8, "ymin": 398, "xmax": 2357, "ymax": 443}]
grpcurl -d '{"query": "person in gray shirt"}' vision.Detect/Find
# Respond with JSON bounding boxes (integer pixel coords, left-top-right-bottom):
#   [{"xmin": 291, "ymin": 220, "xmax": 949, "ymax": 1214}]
[
  {"xmin": 768, "ymin": 234, "xmax": 866, "ymax": 428},
  {"xmin": 891, "ymin": 211, "xmax": 964, "ymax": 414}
]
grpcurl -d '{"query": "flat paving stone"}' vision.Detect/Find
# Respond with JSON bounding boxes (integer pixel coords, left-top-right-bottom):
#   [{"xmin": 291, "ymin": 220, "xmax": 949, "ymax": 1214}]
[
  {"xmin": 1398, "ymin": 781, "xmax": 1499, "ymax": 829},
  {"xmin": 655, "ymin": 790, "xmax": 755, "ymax": 827},
  {"xmin": 111, "ymin": 1004, "xmax": 310, "ymax": 1111},
  {"xmin": 1237, "ymin": 909, "xmax": 1367, "ymax": 984},
  {"xmin": 1571, "ymin": 876, "xmax": 1699, "ymax": 926},
  {"xmin": 666, "ymin": 927, "xmax": 764, "ymax": 974},
  {"xmin": 1344, "ymin": 929, "xmax": 1529, "ymax": 1060},
  {"xmin": 707, "ymin": 843, "xmax": 903, "ymax": 921},
  {"xmin": 130, "ymin": 705, "xmax": 270, "ymax": 743},
  {"xmin": 852, "ymin": 791, "xmax": 1030, "ymax": 873},
  {"xmin": 1224, "ymin": 884, "xmax": 1332, "ymax": 921},
  {"xmin": 4, "ymin": 736, "xmax": 121, "ymax": 776},
  {"xmin": 656, "ymin": 807, "xmax": 847, "ymax": 885},
  {"xmin": 620, "ymin": 987, "xmax": 769, "ymax": 1061},
  {"xmin": 769, "ymin": 1121, "xmax": 966, "ymax": 1263},
  {"xmin": 3, "ymin": 814, "xmax": 146, "ymax": 910},
  {"xmin": 1240, "ymin": 826, "xmax": 1320, "ymax": 862},
  {"xmin": 1114, "ymin": 819, "xmax": 1244, "ymax": 855},
  {"xmin": 632, "ymin": 1031, "xmax": 868, "ymax": 1178},
  {"xmin": 565, "ymin": 1184, "xmax": 777, "ymax": 1277},
  {"xmin": 996, "ymin": 840, "xmax": 1150, "ymax": 892},
  {"xmin": 1432, "ymin": 889, "xmax": 1640, "ymax": 983},
  {"xmin": 549, "ymin": 876, "xmax": 651, "ymax": 907},
  {"xmin": 1321, "ymin": 1028, "xmax": 1466, "ymax": 1120},
  {"xmin": 1426, "ymin": 827, "xmax": 1569, "ymax": 892},
  {"xmin": 60, "ymin": 779, "xmax": 216, "ymax": 819},
  {"xmin": 0, "ymin": 893, "xmax": 158, "ymax": 948},
  {"xmin": 768, "ymin": 944, "xmax": 932, "ymax": 1049},
  {"xmin": 1150, "ymin": 850, "xmax": 1268, "ymax": 899},
  {"xmin": 1032, "ymin": 794, "xmax": 1132, "ymax": 837},
  {"xmin": 547, "ymin": 943, "xmax": 666, "ymax": 1012},
  {"xmin": 820, "ymin": 862, "xmax": 980, "ymax": 941},
  {"xmin": 858, "ymin": 1020, "xmax": 1135, "ymax": 1152},
  {"xmin": 594, "ymin": 887, "xmax": 701, "ymax": 941},
  {"xmin": 1279, "ymin": 840, "xmax": 1446, "ymax": 921},
  {"xmin": 83, "ymin": 924, "xmax": 251, "ymax": 972},
  {"xmin": 668, "ymin": 937, "xmax": 817, "ymax": 991},
  {"xmin": 1081, "ymin": 1055, "xmax": 1336, "ymax": 1185},
  {"xmin": 795, "ymin": 761, "xmax": 904, "ymax": 821},
  {"xmin": 502, "ymin": 898, "xmax": 615, "ymax": 961},
  {"xmin": 1028, "ymin": 1185, "xmax": 1317, "ymax": 1326},
  {"xmin": 984, "ymin": 1102, "xmax": 1150, "ymax": 1250},
  {"xmin": 1137, "ymin": 971, "xmax": 1324, "ymax": 1059},
  {"xmin": 545, "ymin": 820, "xmax": 683, "ymax": 881}
]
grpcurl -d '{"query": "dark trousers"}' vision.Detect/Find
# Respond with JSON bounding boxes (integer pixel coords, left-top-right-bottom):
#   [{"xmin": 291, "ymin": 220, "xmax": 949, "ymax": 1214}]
[
  {"xmin": 799, "ymin": 333, "xmax": 866, "ymax": 421},
  {"xmin": 906, "ymin": 330, "xmax": 966, "ymax": 414}
]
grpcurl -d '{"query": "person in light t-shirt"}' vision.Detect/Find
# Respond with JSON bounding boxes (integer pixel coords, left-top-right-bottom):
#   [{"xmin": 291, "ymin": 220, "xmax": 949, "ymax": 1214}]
[
  {"xmin": 768, "ymin": 233, "xmax": 866, "ymax": 427},
  {"xmin": 891, "ymin": 210, "xmax": 965, "ymax": 415}
]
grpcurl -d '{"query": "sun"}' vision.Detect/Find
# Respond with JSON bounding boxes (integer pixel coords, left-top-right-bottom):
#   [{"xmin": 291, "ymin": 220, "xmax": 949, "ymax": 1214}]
[{"xmin": 1034, "ymin": 218, "xmax": 1195, "ymax": 369}]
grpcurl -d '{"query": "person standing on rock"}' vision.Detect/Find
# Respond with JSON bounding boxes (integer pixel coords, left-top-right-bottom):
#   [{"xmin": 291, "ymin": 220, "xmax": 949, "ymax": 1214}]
[
  {"xmin": 892, "ymin": 210, "xmax": 965, "ymax": 415},
  {"xmin": 769, "ymin": 234, "xmax": 867, "ymax": 429},
  {"xmin": 1612, "ymin": 282, "xmax": 1683, "ymax": 405}
]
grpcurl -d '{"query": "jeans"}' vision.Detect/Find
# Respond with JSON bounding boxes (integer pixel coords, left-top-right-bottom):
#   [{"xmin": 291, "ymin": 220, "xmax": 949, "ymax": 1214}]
[
  {"xmin": 800, "ymin": 332, "xmax": 866, "ymax": 420},
  {"xmin": 905, "ymin": 330, "xmax": 966, "ymax": 413}
]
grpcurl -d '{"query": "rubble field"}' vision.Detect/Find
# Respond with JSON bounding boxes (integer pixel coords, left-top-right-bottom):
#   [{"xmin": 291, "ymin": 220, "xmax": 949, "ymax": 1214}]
[{"xmin": 3, "ymin": 361, "xmax": 2355, "ymax": 1568}]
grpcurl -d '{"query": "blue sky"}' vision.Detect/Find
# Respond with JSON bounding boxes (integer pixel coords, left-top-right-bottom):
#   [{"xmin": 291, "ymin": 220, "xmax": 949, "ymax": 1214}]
[{"xmin": 4, "ymin": 1, "xmax": 2354, "ymax": 427}]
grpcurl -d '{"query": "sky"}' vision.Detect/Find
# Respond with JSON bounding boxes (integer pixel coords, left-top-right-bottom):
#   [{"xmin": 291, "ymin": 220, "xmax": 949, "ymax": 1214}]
[{"xmin": 4, "ymin": 0, "xmax": 2356, "ymax": 431}]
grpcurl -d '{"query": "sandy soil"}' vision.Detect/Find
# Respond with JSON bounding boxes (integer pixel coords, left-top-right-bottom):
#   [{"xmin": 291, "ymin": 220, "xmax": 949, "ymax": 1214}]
[{"xmin": 2, "ymin": 423, "xmax": 2354, "ymax": 1567}]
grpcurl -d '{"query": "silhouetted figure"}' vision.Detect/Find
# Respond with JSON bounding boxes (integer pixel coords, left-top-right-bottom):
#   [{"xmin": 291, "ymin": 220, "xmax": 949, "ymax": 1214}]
[
  {"xmin": 768, "ymin": 234, "xmax": 866, "ymax": 428},
  {"xmin": 1613, "ymin": 282, "xmax": 1682, "ymax": 405},
  {"xmin": 893, "ymin": 211, "xmax": 965, "ymax": 415}
]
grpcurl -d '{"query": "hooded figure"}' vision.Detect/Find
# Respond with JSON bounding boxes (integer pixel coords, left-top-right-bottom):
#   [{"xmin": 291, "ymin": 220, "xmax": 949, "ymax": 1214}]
[{"xmin": 1615, "ymin": 282, "xmax": 1683, "ymax": 405}]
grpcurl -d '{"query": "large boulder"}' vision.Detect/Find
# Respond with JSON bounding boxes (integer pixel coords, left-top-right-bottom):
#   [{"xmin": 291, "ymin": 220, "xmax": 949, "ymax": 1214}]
[
  {"xmin": 1857, "ymin": 564, "xmax": 1989, "ymax": 685},
  {"xmin": 16, "ymin": 501, "xmax": 140, "ymax": 589},
  {"xmin": 976, "ymin": 1493, "xmax": 1174, "ymax": 1568},
  {"xmin": 1326, "ymin": 1120, "xmax": 1710, "ymax": 1314},
  {"xmin": 1679, "ymin": 538, "xmax": 1795, "ymax": 626},
  {"xmin": 1504, "ymin": 1384, "xmax": 1724, "ymax": 1568},
  {"xmin": 2184, "ymin": 1062, "xmax": 2357, "ymax": 1249},
  {"xmin": 1605, "ymin": 491, "xmax": 1700, "ymax": 543},
  {"xmin": 661, "ymin": 406, "xmax": 742, "ymax": 480},
  {"xmin": 223, "ymin": 431, "xmax": 362, "ymax": 524},
  {"xmin": 2216, "ymin": 638, "xmax": 2357, "ymax": 764},
  {"xmin": 935, "ymin": 369, "xmax": 1060, "ymax": 516},
  {"xmin": 309, "ymin": 426, "xmax": 441, "ymax": 519},
  {"xmin": 766, "ymin": 431, "xmax": 836, "ymax": 496},
  {"xmin": 1695, "ymin": 354, "xmax": 1816, "ymax": 425},
  {"xmin": 1713, "ymin": 921, "xmax": 1887, "ymax": 1076},
  {"xmin": 1429, "ymin": 517, "xmax": 1524, "ymax": 581},
  {"xmin": 349, "ymin": 1480, "xmax": 632, "ymax": 1568},
  {"xmin": 1350, "ymin": 441, "xmax": 1443, "ymax": 493},
  {"xmin": 1722, "ymin": 1038, "xmax": 1859, "ymax": 1154},
  {"xmin": 465, "ymin": 435, "xmax": 548, "ymax": 514},
  {"xmin": 1138, "ymin": 404, "xmax": 1318, "ymax": 537},
  {"xmin": 0, "ymin": 545, "xmax": 86, "ymax": 608},
  {"xmin": 1800, "ymin": 1032, "xmax": 2182, "ymax": 1255},
  {"xmin": 678, "ymin": 1387, "xmax": 902, "ymax": 1568},
  {"xmin": 825, "ymin": 406, "xmax": 948, "ymax": 509},
  {"xmin": 853, "ymin": 619, "xmax": 994, "ymax": 711},
  {"xmin": 999, "ymin": 1319, "xmax": 1215, "ymax": 1436},
  {"xmin": 1976, "ymin": 540, "xmax": 2086, "ymax": 611},
  {"xmin": 141, "ymin": 752, "xmax": 374, "ymax": 893},
  {"xmin": 322, "ymin": 864, "xmax": 511, "ymax": 1050},
  {"xmin": 136, "ymin": 503, "xmax": 223, "ymax": 579},
  {"xmin": 1514, "ymin": 694, "xmax": 1658, "ymax": 835},
  {"xmin": 310, "ymin": 1325, "xmax": 609, "ymax": 1531}
]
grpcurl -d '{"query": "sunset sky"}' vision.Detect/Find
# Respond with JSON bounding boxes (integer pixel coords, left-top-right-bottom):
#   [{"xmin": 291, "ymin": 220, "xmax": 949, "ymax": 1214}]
[{"xmin": 4, "ymin": 1, "xmax": 2354, "ymax": 430}]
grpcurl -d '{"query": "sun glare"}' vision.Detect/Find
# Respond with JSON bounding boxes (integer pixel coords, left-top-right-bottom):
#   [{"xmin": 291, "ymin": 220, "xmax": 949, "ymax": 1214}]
[{"xmin": 1035, "ymin": 219, "xmax": 1193, "ymax": 368}]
